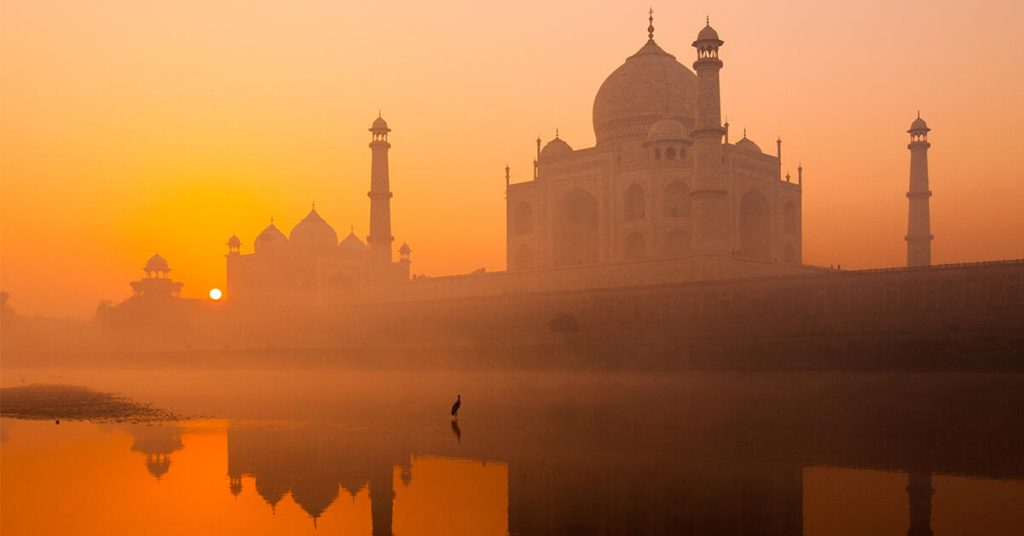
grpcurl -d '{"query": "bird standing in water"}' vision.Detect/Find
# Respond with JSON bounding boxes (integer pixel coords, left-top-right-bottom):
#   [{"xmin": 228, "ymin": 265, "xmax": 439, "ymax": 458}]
[{"xmin": 450, "ymin": 394, "xmax": 461, "ymax": 417}]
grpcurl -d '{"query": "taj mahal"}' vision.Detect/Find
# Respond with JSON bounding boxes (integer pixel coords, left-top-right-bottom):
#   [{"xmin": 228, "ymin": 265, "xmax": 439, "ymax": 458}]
[
  {"xmin": 506, "ymin": 15, "xmax": 803, "ymax": 270},
  {"xmin": 28, "ymin": 13, "xmax": 1022, "ymax": 370},
  {"xmin": 125, "ymin": 15, "xmax": 951, "ymax": 315}
]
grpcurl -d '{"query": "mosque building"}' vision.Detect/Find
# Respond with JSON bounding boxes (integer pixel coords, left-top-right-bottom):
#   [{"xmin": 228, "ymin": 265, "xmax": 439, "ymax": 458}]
[
  {"xmin": 506, "ymin": 15, "xmax": 804, "ymax": 271},
  {"xmin": 224, "ymin": 115, "xmax": 411, "ymax": 308}
]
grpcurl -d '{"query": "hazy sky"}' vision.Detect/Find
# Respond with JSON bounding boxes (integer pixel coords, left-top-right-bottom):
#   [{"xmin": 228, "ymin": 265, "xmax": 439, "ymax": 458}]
[{"xmin": 2, "ymin": 0, "xmax": 1022, "ymax": 317}]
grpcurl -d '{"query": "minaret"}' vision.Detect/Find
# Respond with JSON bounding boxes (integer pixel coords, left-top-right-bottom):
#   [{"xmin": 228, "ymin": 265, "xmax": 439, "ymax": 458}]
[
  {"xmin": 505, "ymin": 164, "xmax": 512, "ymax": 270},
  {"xmin": 776, "ymin": 136, "xmax": 783, "ymax": 180},
  {"xmin": 906, "ymin": 113, "xmax": 932, "ymax": 267},
  {"xmin": 368, "ymin": 113, "xmax": 394, "ymax": 268},
  {"xmin": 691, "ymin": 19, "xmax": 729, "ymax": 254}
]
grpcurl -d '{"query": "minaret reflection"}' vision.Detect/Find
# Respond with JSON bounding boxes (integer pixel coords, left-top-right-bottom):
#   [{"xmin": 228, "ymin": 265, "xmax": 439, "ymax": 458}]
[
  {"xmin": 907, "ymin": 471, "xmax": 934, "ymax": 536},
  {"xmin": 369, "ymin": 465, "xmax": 394, "ymax": 536}
]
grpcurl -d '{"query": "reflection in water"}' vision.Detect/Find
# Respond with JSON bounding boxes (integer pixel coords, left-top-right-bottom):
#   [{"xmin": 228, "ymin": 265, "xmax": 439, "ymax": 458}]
[
  {"xmin": 450, "ymin": 419, "xmax": 461, "ymax": 444},
  {"xmin": 127, "ymin": 424, "xmax": 183, "ymax": 479},
  {"xmin": 2, "ymin": 372, "xmax": 1024, "ymax": 535},
  {"xmin": 227, "ymin": 423, "xmax": 404, "ymax": 532},
  {"xmin": 908, "ymin": 471, "xmax": 934, "ymax": 536}
]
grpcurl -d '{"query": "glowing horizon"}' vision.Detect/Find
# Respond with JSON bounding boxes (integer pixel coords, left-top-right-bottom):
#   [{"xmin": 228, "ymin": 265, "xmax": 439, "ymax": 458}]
[{"xmin": 2, "ymin": 0, "xmax": 1023, "ymax": 317}]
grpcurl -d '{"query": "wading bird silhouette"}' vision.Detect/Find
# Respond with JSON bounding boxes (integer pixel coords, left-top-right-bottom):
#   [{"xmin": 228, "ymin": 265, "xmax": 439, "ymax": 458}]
[{"xmin": 450, "ymin": 394, "xmax": 461, "ymax": 417}]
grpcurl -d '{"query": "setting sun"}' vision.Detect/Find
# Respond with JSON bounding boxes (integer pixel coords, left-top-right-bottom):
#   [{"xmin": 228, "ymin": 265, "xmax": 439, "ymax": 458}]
[{"xmin": 208, "ymin": 288, "xmax": 222, "ymax": 301}]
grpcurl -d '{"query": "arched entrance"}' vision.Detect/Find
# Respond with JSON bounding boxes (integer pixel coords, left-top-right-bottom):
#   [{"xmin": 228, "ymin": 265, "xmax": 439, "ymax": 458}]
[
  {"xmin": 663, "ymin": 181, "xmax": 691, "ymax": 219},
  {"xmin": 739, "ymin": 190, "xmax": 771, "ymax": 259},
  {"xmin": 512, "ymin": 202, "xmax": 533, "ymax": 235},
  {"xmin": 623, "ymin": 184, "xmax": 645, "ymax": 221},
  {"xmin": 553, "ymin": 188, "xmax": 599, "ymax": 266}
]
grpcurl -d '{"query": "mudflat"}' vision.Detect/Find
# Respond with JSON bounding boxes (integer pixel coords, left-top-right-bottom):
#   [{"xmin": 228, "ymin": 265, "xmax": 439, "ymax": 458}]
[{"xmin": 0, "ymin": 384, "xmax": 179, "ymax": 423}]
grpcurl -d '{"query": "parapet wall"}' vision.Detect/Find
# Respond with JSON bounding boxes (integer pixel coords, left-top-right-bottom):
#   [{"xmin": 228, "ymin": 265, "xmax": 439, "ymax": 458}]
[{"xmin": 367, "ymin": 254, "xmax": 823, "ymax": 304}]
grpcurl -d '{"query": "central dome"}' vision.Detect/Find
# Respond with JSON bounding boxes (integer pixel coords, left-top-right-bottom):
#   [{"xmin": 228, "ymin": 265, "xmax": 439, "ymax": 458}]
[
  {"xmin": 593, "ymin": 39, "xmax": 696, "ymax": 145},
  {"xmin": 290, "ymin": 208, "xmax": 338, "ymax": 248}
]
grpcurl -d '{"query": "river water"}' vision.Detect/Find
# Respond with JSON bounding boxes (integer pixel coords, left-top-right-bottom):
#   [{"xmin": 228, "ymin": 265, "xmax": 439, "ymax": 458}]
[{"xmin": 2, "ymin": 368, "xmax": 1022, "ymax": 535}]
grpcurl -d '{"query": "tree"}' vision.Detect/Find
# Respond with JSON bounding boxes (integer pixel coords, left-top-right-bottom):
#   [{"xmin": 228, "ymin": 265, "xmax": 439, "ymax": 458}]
[{"xmin": 95, "ymin": 300, "xmax": 114, "ymax": 320}]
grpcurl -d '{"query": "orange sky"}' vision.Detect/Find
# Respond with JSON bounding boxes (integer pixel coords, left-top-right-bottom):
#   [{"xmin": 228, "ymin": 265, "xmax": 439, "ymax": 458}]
[{"xmin": 2, "ymin": 0, "xmax": 1023, "ymax": 317}]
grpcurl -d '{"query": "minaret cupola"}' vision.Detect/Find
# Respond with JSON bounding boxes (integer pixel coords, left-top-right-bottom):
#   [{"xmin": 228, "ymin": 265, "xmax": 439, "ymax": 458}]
[
  {"xmin": 908, "ymin": 113, "xmax": 930, "ymax": 143},
  {"xmin": 693, "ymin": 18, "xmax": 724, "ymax": 60},
  {"xmin": 370, "ymin": 113, "xmax": 391, "ymax": 142}
]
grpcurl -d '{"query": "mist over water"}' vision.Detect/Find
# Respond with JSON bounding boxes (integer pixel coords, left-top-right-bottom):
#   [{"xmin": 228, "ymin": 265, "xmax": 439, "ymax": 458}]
[{"xmin": 3, "ymin": 366, "xmax": 1023, "ymax": 535}]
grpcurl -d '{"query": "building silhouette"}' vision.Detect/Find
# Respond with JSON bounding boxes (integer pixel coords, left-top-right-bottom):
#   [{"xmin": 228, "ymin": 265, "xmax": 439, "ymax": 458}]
[
  {"xmin": 224, "ymin": 115, "xmax": 411, "ymax": 308},
  {"xmin": 506, "ymin": 17, "xmax": 803, "ymax": 270},
  {"xmin": 129, "ymin": 254, "xmax": 183, "ymax": 299}
]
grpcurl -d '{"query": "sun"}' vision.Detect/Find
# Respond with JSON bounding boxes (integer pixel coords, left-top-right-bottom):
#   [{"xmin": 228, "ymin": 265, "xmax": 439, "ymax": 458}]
[{"xmin": 209, "ymin": 288, "xmax": 223, "ymax": 301}]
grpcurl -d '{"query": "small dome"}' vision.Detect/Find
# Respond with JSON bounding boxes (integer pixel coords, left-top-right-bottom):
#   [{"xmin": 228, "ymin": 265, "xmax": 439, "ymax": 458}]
[
  {"xmin": 254, "ymin": 222, "xmax": 288, "ymax": 254},
  {"xmin": 371, "ymin": 115, "xmax": 390, "ymax": 132},
  {"xmin": 227, "ymin": 235, "xmax": 241, "ymax": 248},
  {"xmin": 290, "ymin": 208, "xmax": 338, "ymax": 247},
  {"xmin": 909, "ymin": 115, "xmax": 929, "ymax": 133},
  {"xmin": 399, "ymin": 242, "xmax": 411, "ymax": 255},
  {"xmin": 696, "ymin": 23, "xmax": 721, "ymax": 43},
  {"xmin": 735, "ymin": 136, "xmax": 762, "ymax": 154},
  {"xmin": 647, "ymin": 118, "xmax": 688, "ymax": 141},
  {"xmin": 144, "ymin": 254, "xmax": 170, "ymax": 273},
  {"xmin": 540, "ymin": 137, "xmax": 573, "ymax": 161},
  {"xmin": 339, "ymin": 230, "xmax": 368, "ymax": 253}
]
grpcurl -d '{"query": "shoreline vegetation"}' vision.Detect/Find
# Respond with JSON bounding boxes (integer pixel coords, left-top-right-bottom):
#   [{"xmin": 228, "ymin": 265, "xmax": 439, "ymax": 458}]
[{"xmin": 0, "ymin": 384, "xmax": 181, "ymax": 423}]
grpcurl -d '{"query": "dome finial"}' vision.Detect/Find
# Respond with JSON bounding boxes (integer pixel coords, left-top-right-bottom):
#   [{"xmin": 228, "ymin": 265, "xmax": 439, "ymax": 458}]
[
  {"xmin": 270, "ymin": 216, "xmax": 274, "ymax": 225},
  {"xmin": 648, "ymin": 8, "xmax": 655, "ymax": 40},
  {"xmin": 555, "ymin": 127, "xmax": 560, "ymax": 139},
  {"xmin": 706, "ymin": 15, "xmax": 710, "ymax": 26}
]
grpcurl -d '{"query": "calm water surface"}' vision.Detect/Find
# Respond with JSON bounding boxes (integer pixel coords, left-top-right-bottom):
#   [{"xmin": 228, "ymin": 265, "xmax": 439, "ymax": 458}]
[{"xmin": 2, "ymin": 369, "xmax": 1022, "ymax": 535}]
